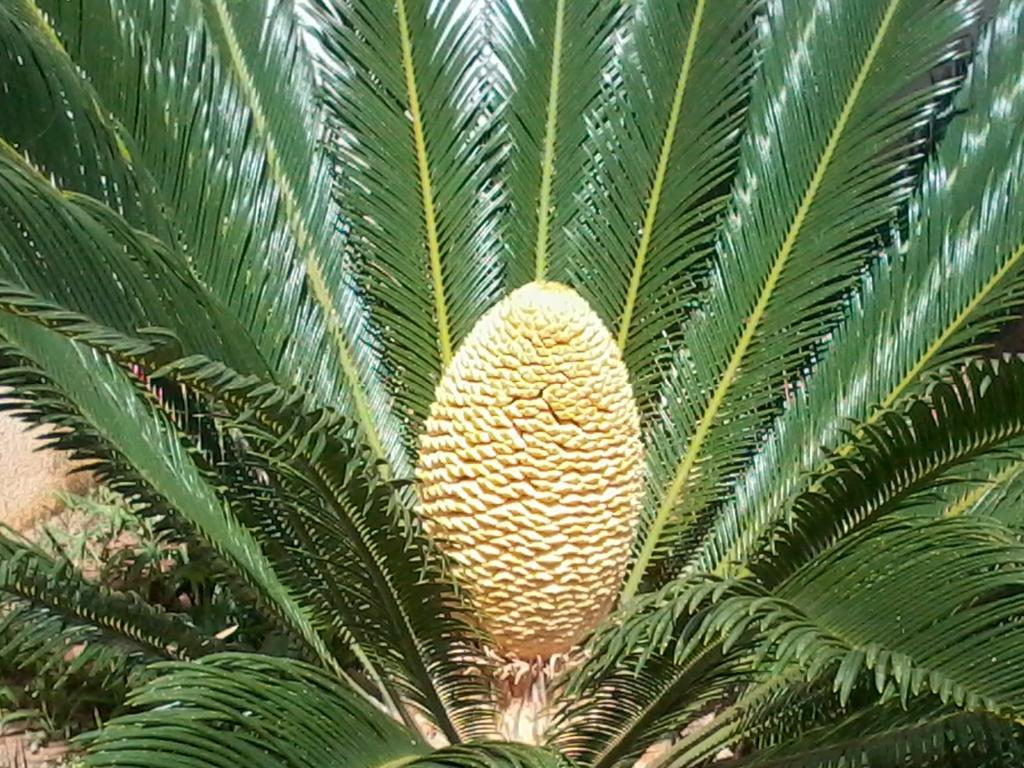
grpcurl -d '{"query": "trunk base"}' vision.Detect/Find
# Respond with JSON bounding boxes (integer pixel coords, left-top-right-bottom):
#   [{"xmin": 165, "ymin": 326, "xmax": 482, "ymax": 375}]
[{"xmin": 494, "ymin": 653, "xmax": 570, "ymax": 744}]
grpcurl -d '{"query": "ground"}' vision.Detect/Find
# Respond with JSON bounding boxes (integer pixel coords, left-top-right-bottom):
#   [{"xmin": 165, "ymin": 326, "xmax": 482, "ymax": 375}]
[{"xmin": 0, "ymin": 414, "xmax": 94, "ymax": 767}]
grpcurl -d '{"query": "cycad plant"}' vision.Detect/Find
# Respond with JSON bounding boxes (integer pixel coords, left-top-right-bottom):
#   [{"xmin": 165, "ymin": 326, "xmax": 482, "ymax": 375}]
[{"xmin": 2, "ymin": 0, "xmax": 1024, "ymax": 765}]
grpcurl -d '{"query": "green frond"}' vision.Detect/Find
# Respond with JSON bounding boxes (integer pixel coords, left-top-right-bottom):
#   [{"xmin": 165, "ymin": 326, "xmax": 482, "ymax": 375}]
[
  {"xmin": 695, "ymin": 0, "xmax": 1024, "ymax": 576},
  {"xmin": 716, "ymin": 519, "xmax": 1024, "ymax": 710},
  {"xmin": 753, "ymin": 357, "xmax": 1024, "ymax": 582},
  {"xmin": 706, "ymin": 678, "xmax": 858, "ymax": 761},
  {"xmin": 0, "ymin": 1, "xmax": 169, "ymax": 237},
  {"xmin": 550, "ymin": 642, "xmax": 740, "ymax": 768},
  {"xmin": 552, "ymin": 572, "xmax": 761, "ymax": 767},
  {"xmin": 0, "ymin": 281, "xmax": 179, "ymax": 369},
  {"xmin": 152, "ymin": 355, "xmax": 497, "ymax": 742},
  {"xmin": 578, "ymin": 515, "xmax": 1024, "ymax": 763},
  {"xmin": 498, "ymin": 0, "xmax": 626, "ymax": 288},
  {"xmin": 768, "ymin": 516, "xmax": 1024, "ymax": 713},
  {"xmin": 0, "ymin": 286, "xmax": 307, "ymax": 628},
  {"xmin": 78, "ymin": 654, "xmax": 426, "ymax": 768},
  {"xmin": 18, "ymin": 0, "xmax": 407, "ymax": 470},
  {"xmin": 0, "ymin": 320, "xmax": 337, "ymax": 662},
  {"xmin": 665, "ymin": 679, "xmax": 1024, "ymax": 768},
  {"xmin": 565, "ymin": 0, "xmax": 761, "ymax": 410},
  {"xmin": 0, "ymin": 531, "xmax": 222, "ymax": 663},
  {"xmin": 656, "ymin": 675, "xmax": 803, "ymax": 768},
  {"xmin": 0, "ymin": 528, "xmax": 222, "ymax": 721},
  {"xmin": 312, "ymin": 0, "xmax": 507, "ymax": 430},
  {"xmin": 0, "ymin": 602, "xmax": 146, "ymax": 715},
  {"xmin": 0, "ymin": 329, "xmax": 196, "ymax": 537},
  {"xmin": 124, "ymin": 367, "xmax": 424, "ymax": 713},
  {"xmin": 0, "ymin": 143, "xmax": 260, "ymax": 372},
  {"xmin": 79, "ymin": 654, "xmax": 567, "ymax": 768},
  {"xmin": 626, "ymin": 0, "xmax": 980, "ymax": 594},
  {"xmin": 730, "ymin": 698, "xmax": 1024, "ymax": 768},
  {"xmin": 0, "ymin": 259, "xmax": 495, "ymax": 739},
  {"xmin": 0, "ymin": 317, "xmax": 354, "ymax": 692}
]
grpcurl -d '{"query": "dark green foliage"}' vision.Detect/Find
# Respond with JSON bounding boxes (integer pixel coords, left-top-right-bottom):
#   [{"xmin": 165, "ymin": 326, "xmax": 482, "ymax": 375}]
[
  {"xmin": 77, "ymin": 655, "xmax": 567, "ymax": 768},
  {"xmin": 1, "ymin": 0, "xmax": 1024, "ymax": 766}
]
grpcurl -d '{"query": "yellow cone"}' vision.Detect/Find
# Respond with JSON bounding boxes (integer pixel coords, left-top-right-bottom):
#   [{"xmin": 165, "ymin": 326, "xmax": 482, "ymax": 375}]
[{"xmin": 417, "ymin": 281, "xmax": 643, "ymax": 658}]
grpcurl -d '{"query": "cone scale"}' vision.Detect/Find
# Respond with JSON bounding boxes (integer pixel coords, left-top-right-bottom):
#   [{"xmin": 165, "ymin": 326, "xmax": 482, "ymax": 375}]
[{"xmin": 417, "ymin": 282, "xmax": 643, "ymax": 658}]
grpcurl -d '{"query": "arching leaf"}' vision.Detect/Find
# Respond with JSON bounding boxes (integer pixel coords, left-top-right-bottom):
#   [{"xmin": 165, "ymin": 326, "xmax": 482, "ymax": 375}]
[
  {"xmin": 627, "ymin": 0, "xmax": 981, "ymax": 592},
  {"xmin": 80, "ymin": 655, "xmax": 568, "ymax": 768},
  {"xmin": 23, "ymin": 0, "xmax": 408, "ymax": 470},
  {"xmin": 499, "ymin": 0, "xmax": 626, "ymax": 288},
  {"xmin": 564, "ymin": 0, "xmax": 762, "ymax": 412},
  {"xmin": 312, "ymin": 0, "xmax": 507, "ymax": 431},
  {"xmin": 696, "ymin": 0, "xmax": 1024, "ymax": 576}
]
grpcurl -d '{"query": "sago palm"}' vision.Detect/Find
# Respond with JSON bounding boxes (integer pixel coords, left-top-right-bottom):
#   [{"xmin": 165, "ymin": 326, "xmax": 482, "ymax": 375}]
[{"xmin": 2, "ymin": 0, "xmax": 1024, "ymax": 765}]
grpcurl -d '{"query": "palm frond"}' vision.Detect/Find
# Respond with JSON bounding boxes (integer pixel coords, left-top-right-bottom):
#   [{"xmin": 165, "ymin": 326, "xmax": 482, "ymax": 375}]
[
  {"xmin": 0, "ymin": 1, "xmax": 170, "ymax": 237},
  {"xmin": 695, "ymin": 0, "xmax": 1024, "ymax": 576},
  {"xmin": 870, "ymin": 431, "xmax": 1024, "ymax": 524},
  {"xmin": 0, "ymin": 601, "xmax": 148, "ymax": 717},
  {"xmin": 78, "ymin": 654, "xmax": 426, "ymax": 768},
  {"xmin": 10, "ymin": 322, "xmax": 435, "ymax": 714},
  {"xmin": 312, "ymin": 0, "xmax": 507, "ymax": 430},
  {"xmin": 652, "ymin": 675, "xmax": 803, "ymax": 768},
  {"xmin": 0, "ymin": 316, "xmax": 354, "ymax": 691},
  {"xmin": 726, "ymin": 697, "xmax": 1024, "ymax": 768},
  {"xmin": 576, "ymin": 516, "xmax": 1024, "ymax": 765},
  {"xmin": 498, "ymin": 0, "xmax": 626, "ymax": 288},
  {"xmin": 753, "ymin": 357, "xmax": 1024, "ymax": 582},
  {"xmin": 0, "ymin": 531, "xmax": 222, "ymax": 664},
  {"xmin": 0, "ymin": 310, "xmax": 258, "ymax": 630},
  {"xmin": 5, "ymin": 313, "xmax": 413, "ymax": 713},
  {"xmin": 17, "ymin": 0, "xmax": 407, "ymax": 470},
  {"xmin": 626, "ymin": 0, "xmax": 981, "ymax": 595},
  {"xmin": 0, "ymin": 284, "xmax": 340, "ymax": 661},
  {"xmin": 79, "ymin": 654, "xmax": 568, "ymax": 768},
  {"xmin": 663, "ymin": 679, "xmax": 1024, "ymax": 768},
  {"xmin": 572, "ymin": 355, "xmax": 1024, "ymax": 759},
  {"xmin": 153, "ymin": 354, "xmax": 497, "ymax": 742},
  {"xmin": 0, "ymin": 261, "xmax": 496, "ymax": 739},
  {"xmin": 564, "ymin": 0, "xmax": 761, "ymax": 411},
  {"xmin": 767, "ymin": 517, "xmax": 1024, "ymax": 714},
  {"xmin": 0, "ymin": 143, "xmax": 260, "ymax": 372},
  {"xmin": 550, "ymin": 642, "xmax": 741, "ymax": 768}
]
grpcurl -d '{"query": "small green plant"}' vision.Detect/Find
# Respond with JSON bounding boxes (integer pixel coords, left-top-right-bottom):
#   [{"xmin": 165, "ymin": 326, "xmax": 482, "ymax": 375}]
[
  {"xmin": 39, "ymin": 489, "xmax": 176, "ymax": 590},
  {"xmin": 41, "ymin": 488, "xmax": 239, "ymax": 627}
]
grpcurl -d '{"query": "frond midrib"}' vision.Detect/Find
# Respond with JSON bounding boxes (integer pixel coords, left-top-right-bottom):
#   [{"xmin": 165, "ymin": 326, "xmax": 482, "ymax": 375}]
[
  {"xmin": 623, "ymin": 0, "xmax": 904, "ymax": 600},
  {"xmin": 376, "ymin": 758, "xmax": 419, "ymax": 768},
  {"xmin": 396, "ymin": 0, "xmax": 453, "ymax": 366},
  {"xmin": 881, "ymin": 240, "xmax": 1024, "ymax": 413},
  {"xmin": 533, "ymin": 0, "xmax": 566, "ymax": 282},
  {"xmin": 204, "ymin": 0, "xmax": 388, "ymax": 462},
  {"xmin": 616, "ymin": 0, "xmax": 707, "ymax": 351},
  {"xmin": 944, "ymin": 457, "xmax": 1024, "ymax": 518}
]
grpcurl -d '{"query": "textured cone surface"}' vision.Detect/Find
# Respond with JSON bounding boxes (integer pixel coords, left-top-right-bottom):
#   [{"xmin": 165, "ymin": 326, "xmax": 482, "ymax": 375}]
[{"xmin": 417, "ymin": 282, "xmax": 643, "ymax": 658}]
